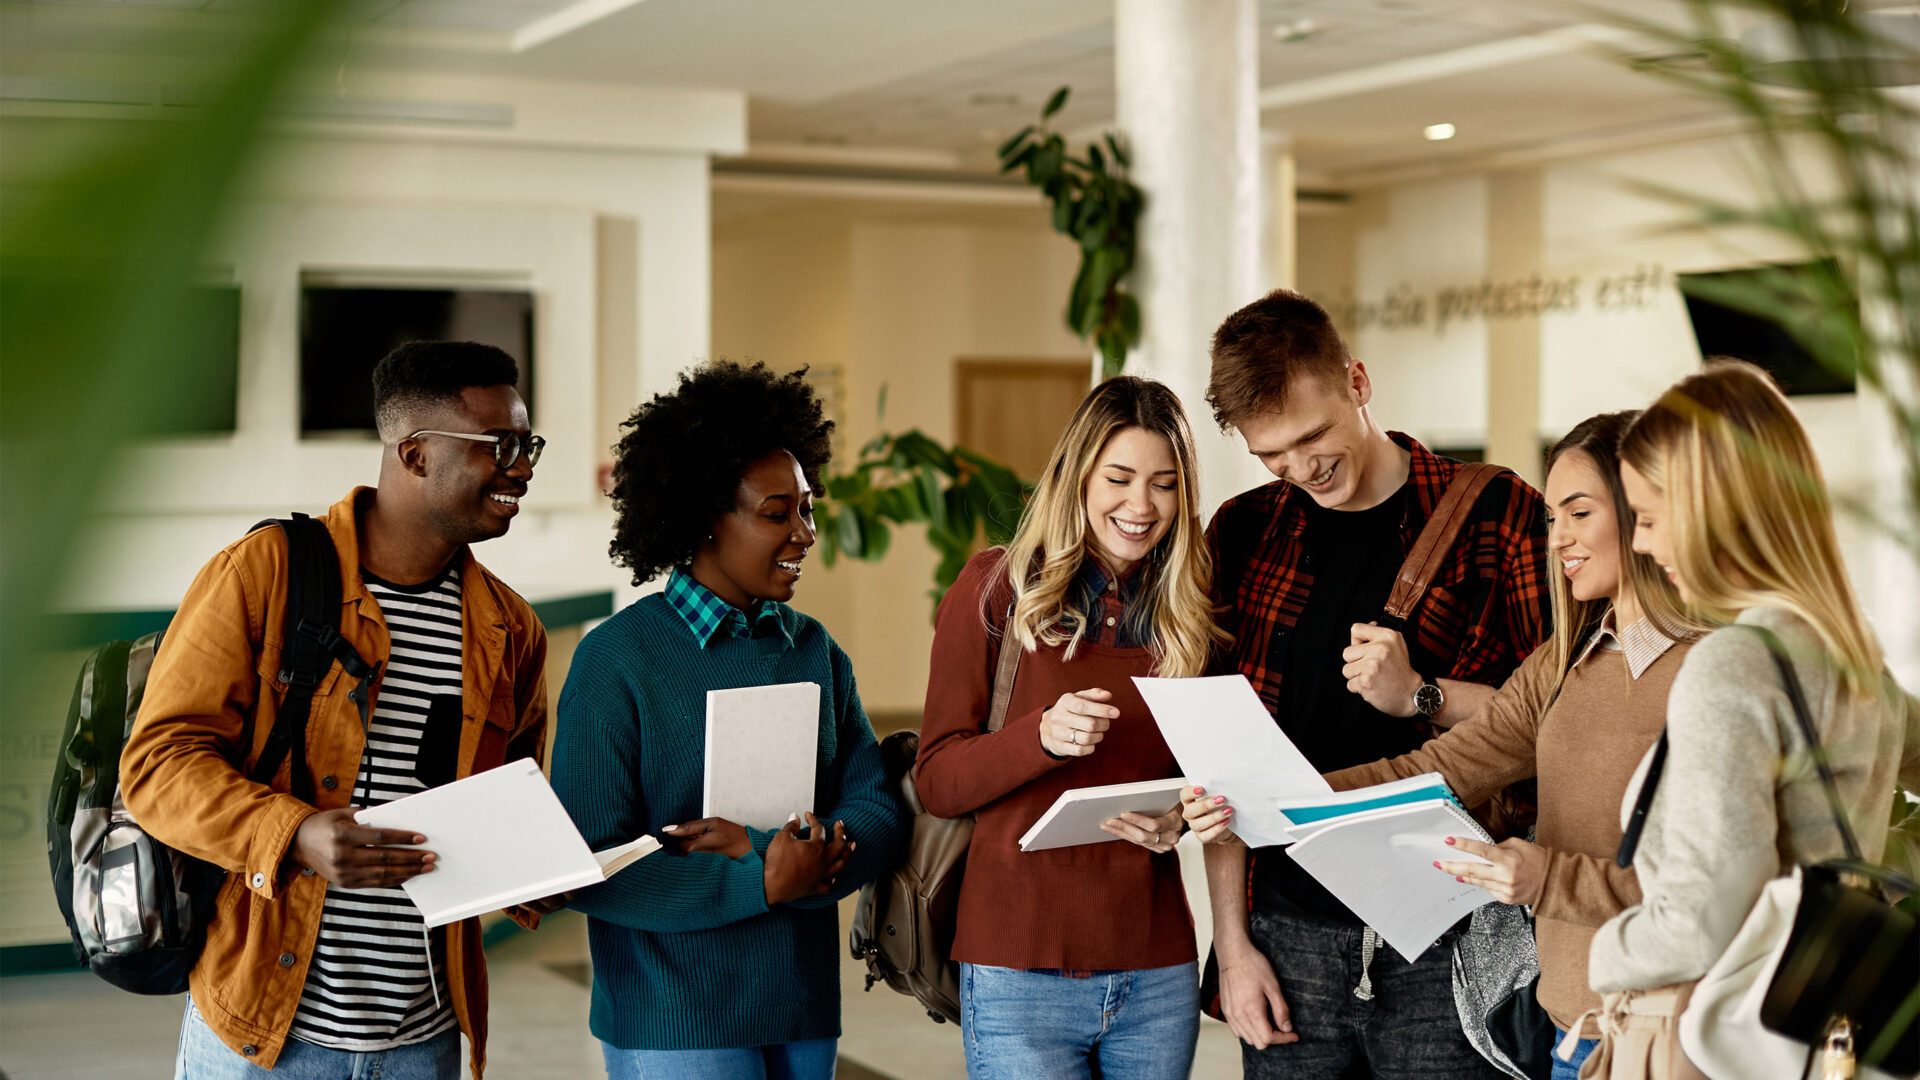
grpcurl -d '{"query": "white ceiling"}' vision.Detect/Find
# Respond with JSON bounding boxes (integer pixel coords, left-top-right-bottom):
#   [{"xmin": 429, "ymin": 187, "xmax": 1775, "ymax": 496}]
[{"xmin": 11, "ymin": 0, "xmax": 1766, "ymax": 187}]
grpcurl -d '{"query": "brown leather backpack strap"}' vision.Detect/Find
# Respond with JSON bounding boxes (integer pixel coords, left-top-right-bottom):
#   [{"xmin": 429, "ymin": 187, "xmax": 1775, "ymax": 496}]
[
  {"xmin": 1381, "ymin": 462, "xmax": 1507, "ymax": 626},
  {"xmin": 986, "ymin": 601, "xmax": 1023, "ymax": 733}
]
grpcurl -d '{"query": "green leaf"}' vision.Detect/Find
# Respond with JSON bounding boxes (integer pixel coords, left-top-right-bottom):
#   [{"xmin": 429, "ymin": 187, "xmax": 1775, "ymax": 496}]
[
  {"xmin": 918, "ymin": 468, "xmax": 947, "ymax": 533},
  {"xmin": 863, "ymin": 517, "xmax": 892, "ymax": 562},
  {"xmin": 834, "ymin": 506, "xmax": 865, "ymax": 558},
  {"xmin": 1104, "ymin": 132, "xmax": 1131, "ymax": 169},
  {"xmin": 1087, "ymin": 142, "xmax": 1106, "ymax": 172},
  {"xmin": 1052, "ymin": 196, "xmax": 1075, "ymax": 233},
  {"xmin": 1042, "ymin": 85, "xmax": 1070, "ymax": 119},
  {"xmin": 1114, "ymin": 290, "xmax": 1142, "ymax": 346},
  {"xmin": 997, "ymin": 124, "xmax": 1037, "ymax": 161}
]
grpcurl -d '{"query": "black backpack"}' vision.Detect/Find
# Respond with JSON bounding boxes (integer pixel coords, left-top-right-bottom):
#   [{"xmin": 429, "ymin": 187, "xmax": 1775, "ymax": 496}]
[{"xmin": 46, "ymin": 513, "xmax": 374, "ymax": 994}]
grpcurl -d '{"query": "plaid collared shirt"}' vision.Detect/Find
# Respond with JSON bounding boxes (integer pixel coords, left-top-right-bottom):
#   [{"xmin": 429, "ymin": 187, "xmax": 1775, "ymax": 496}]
[
  {"xmin": 663, "ymin": 567, "xmax": 789, "ymax": 649},
  {"xmin": 1207, "ymin": 432, "xmax": 1550, "ymax": 712}
]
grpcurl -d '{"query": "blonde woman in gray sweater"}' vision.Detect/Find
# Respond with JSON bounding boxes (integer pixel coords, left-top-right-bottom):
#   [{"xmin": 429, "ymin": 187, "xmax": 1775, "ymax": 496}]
[{"xmin": 1585, "ymin": 361, "xmax": 1920, "ymax": 1078}]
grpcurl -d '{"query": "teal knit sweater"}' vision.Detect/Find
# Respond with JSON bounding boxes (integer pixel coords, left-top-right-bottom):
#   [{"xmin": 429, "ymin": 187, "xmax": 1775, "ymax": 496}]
[{"xmin": 551, "ymin": 593, "xmax": 909, "ymax": 1051}]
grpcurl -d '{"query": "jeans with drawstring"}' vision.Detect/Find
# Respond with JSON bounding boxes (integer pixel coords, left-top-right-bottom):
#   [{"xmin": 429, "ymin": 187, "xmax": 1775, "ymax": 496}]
[{"xmin": 1240, "ymin": 909, "xmax": 1499, "ymax": 1079}]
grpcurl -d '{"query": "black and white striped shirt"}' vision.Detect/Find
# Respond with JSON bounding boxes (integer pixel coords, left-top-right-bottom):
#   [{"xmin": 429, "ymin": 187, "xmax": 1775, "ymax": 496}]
[{"xmin": 290, "ymin": 564, "xmax": 462, "ymax": 1051}]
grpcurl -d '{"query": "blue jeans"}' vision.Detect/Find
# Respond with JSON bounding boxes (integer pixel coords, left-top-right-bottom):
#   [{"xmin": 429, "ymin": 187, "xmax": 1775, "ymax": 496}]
[
  {"xmin": 1240, "ymin": 910, "xmax": 1500, "ymax": 1079},
  {"xmin": 1552, "ymin": 1026, "xmax": 1598, "ymax": 1080},
  {"xmin": 959, "ymin": 961, "xmax": 1200, "ymax": 1080},
  {"xmin": 599, "ymin": 1038, "xmax": 837, "ymax": 1080},
  {"xmin": 175, "ymin": 999, "xmax": 459, "ymax": 1079}
]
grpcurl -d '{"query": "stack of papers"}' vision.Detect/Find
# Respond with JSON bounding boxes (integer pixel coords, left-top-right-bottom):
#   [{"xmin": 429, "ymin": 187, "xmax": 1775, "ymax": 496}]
[
  {"xmin": 1277, "ymin": 773, "xmax": 1495, "ymax": 961},
  {"xmin": 356, "ymin": 758, "xmax": 660, "ymax": 928},
  {"xmin": 1132, "ymin": 675, "xmax": 1330, "ymax": 848},
  {"xmin": 1018, "ymin": 777, "xmax": 1189, "ymax": 852}
]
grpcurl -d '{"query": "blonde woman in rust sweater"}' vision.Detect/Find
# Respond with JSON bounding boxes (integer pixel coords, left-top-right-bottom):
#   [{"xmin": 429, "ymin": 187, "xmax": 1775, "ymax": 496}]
[
  {"xmin": 915, "ymin": 376, "xmax": 1229, "ymax": 1080},
  {"xmin": 1319, "ymin": 411, "xmax": 1706, "ymax": 1079}
]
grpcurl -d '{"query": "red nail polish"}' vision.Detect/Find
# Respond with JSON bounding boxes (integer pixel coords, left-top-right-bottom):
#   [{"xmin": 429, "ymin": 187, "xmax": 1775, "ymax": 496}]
[
  {"xmin": 1444, "ymin": 837, "xmax": 1456, "ymax": 845},
  {"xmin": 1432, "ymin": 861, "xmax": 1441, "ymax": 869},
  {"xmin": 1456, "ymin": 876, "xmax": 1465, "ymax": 883},
  {"xmin": 1212, "ymin": 796, "xmax": 1224, "ymax": 805}
]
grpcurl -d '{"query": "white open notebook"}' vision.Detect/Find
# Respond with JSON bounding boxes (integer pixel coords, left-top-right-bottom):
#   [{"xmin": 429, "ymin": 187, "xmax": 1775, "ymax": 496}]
[
  {"xmin": 703, "ymin": 681, "xmax": 819, "ymax": 832},
  {"xmin": 1281, "ymin": 793, "xmax": 1494, "ymax": 962},
  {"xmin": 1018, "ymin": 777, "xmax": 1189, "ymax": 852},
  {"xmin": 355, "ymin": 758, "xmax": 659, "ymax": 928}
]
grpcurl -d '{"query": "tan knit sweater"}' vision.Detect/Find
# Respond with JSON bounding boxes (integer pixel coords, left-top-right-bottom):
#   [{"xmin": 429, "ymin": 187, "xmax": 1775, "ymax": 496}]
[{"xmin": 1327, "ymin": 634, "xmax": 1689, "ymax": 1033}]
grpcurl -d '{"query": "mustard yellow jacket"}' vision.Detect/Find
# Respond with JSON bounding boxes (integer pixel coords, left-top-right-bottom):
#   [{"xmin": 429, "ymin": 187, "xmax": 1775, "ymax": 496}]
[{"xmin": 120, "ymin": 488, "xmax": 549, "ymax": 1075}]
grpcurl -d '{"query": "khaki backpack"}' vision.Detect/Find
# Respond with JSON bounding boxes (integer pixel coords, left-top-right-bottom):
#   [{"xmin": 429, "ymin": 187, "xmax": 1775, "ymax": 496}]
[{"xmin": 849, "ymin": 611, "xmax": 1022, "ymax": 1024}]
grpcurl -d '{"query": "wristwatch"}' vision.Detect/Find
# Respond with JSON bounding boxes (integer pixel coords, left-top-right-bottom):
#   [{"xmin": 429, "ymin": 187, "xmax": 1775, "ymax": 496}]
[{"xmin": 1412, "ymin": 678, "xmax": 1445, "ymax": 719}]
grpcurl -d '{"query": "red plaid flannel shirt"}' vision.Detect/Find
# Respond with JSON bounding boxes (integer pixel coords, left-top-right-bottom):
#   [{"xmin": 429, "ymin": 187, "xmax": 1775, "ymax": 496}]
[{"xmin": 1206, "ymin": 432, "xmax": 1550, "ymax": 708}]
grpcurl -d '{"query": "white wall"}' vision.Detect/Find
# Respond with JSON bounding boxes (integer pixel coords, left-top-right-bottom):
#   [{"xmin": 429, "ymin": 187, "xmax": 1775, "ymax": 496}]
[
  {"xmin": 714, "ymin": 201, "xmax": 1084, "ymax": 716},
  {"xmin": 19, "ymin": 79, "xmax": 744, "ymax": 614},
  {"xmin": 1328, "ymin": 132, "xmax": 1911, "ymax": 673}
]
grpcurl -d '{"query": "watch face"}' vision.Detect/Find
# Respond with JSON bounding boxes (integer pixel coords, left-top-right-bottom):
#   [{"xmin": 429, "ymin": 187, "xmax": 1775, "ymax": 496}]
[{"xmin": 1415, "ymin": 683, "xmax": 1445, "ymax": 717}]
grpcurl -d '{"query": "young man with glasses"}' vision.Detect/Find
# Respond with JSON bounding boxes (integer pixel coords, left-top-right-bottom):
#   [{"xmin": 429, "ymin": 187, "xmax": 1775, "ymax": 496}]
[{"xmin": 122, "ymin": 340, "xmax": 554, "ymax": 1079}]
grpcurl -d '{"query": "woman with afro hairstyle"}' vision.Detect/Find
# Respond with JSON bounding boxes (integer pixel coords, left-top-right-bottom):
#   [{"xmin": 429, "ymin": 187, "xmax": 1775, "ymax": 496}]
[{"xmin": 550, "ymin": 360, "xmax": 910, "ymax": 1080}]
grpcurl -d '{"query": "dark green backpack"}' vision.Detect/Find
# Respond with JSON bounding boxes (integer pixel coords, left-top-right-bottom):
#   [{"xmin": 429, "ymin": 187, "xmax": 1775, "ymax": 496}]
[{"xmin": 45, "ymin": 514, "xmax": 373, "ymax": 994}]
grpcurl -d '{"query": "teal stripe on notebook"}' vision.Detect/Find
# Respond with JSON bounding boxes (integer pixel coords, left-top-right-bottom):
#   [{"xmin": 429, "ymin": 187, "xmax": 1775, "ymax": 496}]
[{"xmin": 1278, "ymin": 784, "xmax": 1460, "ymax": 825}]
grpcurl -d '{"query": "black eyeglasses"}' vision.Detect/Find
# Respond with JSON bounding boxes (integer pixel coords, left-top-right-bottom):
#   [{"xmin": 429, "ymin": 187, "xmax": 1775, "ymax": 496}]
[{"xmin": 408, "ymin": 430, "xmax": 546, "ymax": 470}]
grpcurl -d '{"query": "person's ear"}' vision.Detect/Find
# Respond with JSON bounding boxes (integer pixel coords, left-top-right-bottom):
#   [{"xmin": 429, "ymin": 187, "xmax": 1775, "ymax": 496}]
[
  {"xmin": 1348, "ymin": 361, "xmax": 1373, "ymax": 409},
  {"xmin": 394, "ymin": 435, "xmax": 430, "ymax": 479}
]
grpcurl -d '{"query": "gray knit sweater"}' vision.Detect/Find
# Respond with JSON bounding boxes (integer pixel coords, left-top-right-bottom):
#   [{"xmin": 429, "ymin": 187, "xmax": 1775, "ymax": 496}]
[{"xmin": 1589, "ymin": 606, "xmax": 1920, "ymax": 992}]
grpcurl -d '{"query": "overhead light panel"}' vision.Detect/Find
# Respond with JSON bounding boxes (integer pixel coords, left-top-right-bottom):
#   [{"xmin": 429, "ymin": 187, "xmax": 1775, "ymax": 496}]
[{"xmin": 1423, "ymin": 122, "xmax": 1457, "ymax": 141}]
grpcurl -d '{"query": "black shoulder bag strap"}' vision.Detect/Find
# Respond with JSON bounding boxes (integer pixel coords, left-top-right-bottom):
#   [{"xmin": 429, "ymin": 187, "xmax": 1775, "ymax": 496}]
[
  {"xmin": 247, "ymin": 514, "xmax": 374, "ymax": 803},
  {"xmin": 1616, "ymin": 623, "xmax": 1876, "ymax": 872}
]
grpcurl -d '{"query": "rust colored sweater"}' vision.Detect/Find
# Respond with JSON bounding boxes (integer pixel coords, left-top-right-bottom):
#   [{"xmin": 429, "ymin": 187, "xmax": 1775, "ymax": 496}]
[
  {"xmin": 1327, "ymin": 632, "xmax": 1688, "ymax": 1033},
  {"xmin": 914, "ymin": 551, "xmax": 1195, "ymax": 972}
]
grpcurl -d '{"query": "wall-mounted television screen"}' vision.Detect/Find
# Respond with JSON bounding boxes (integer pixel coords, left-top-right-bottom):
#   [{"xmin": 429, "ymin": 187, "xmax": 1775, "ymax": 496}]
[
  {"xmin": 299, "ymin": 283, "xmax": 534, "ymax": 433},
  {"xmin": 1677, "ymin": 259, "xmax": 1857, "ymax": 395}
]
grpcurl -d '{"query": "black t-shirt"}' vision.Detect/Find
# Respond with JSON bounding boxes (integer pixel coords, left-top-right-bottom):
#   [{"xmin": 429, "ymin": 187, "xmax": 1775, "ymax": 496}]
[{"xmin": 1251, "ymin": 482, "xmax": 1443, "ymax": 922}]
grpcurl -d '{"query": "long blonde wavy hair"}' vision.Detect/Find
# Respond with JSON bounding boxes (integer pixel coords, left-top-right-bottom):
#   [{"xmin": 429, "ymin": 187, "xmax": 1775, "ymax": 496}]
[
  {"xmin": 995, "ymin": 376, "xmax": 1228, "ymax": 677},
  {"xmin": 1542, "ymin": 411, "xmax": 1706, "ymax": 696},
  {"xmin": 1620, "ymin": 359, "xmax": 1884, "ymax": 694}
]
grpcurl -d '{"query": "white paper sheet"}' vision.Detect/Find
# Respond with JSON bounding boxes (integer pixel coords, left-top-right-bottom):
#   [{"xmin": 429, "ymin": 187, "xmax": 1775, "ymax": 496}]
[
  {"xmin": 702, "ymin": 681, "xmax": 820, "ymax": 832},
  {"xmin": 1018, "ymin": 777, "xmax": 1190, "ymax": 852},
  {"xmin": 356, "ymin": 758, "xmax": 658, "ymax": 928},
  {"xmin": 1283, "ymin": 798, "xmax": 1494, "ymax": 961},
  {"xmin": 1131, "ymin": 675, "xmax": 1329, "ymax": 848}
]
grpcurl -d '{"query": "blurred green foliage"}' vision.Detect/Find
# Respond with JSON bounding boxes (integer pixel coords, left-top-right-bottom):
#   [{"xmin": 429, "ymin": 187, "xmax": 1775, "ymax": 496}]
[
  {"xmin": 997, "ymin": 86, "xmax": 1144, "ymax": 380},
  {"xmin": 815, "ymin": 428, "xmax": 1031, "ymax": 615},
  {"xmin": 0, "ymin": 2, "xmax": 340, "ymax": 714}
]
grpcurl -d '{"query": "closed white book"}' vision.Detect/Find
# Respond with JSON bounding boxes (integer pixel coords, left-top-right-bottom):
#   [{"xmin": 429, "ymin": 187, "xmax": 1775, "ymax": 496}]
[
  {"xmin": 1018, "ymin": 777, "xmax": 1190, "ymax": 852},
  {"xmin": 355, "ymin": 758, "xmax": 660, "ymax": 928},
  {"xmin": 702, "ymin": 681, "xmax": 820, "ymax": 832},
  {"xmin": 1282, "ymin": 797, "xmax": 1495, "ymax": 962}
]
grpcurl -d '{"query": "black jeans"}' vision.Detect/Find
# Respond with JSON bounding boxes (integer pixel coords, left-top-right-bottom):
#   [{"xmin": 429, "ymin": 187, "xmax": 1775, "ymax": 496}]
[{"xmin": 1240, "ymin": 909, "xmax": 1501, "ymax": 1080}]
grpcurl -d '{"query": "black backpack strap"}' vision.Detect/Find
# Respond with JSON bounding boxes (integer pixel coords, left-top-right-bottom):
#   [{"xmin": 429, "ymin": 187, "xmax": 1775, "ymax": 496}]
[
  {"xmin": 1615, "ymin": 731, "xmax": 1667, "ymax": 868},
  {"xmin": 248, "ymin": 514, "xmax": 371, "ymax": 802}
]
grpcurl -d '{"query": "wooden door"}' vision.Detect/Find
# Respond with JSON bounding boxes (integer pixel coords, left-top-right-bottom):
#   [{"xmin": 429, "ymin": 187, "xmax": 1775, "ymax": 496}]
[{"xmin": 953, "ymin": 358, "xmax": 1091, "ymax": 482}]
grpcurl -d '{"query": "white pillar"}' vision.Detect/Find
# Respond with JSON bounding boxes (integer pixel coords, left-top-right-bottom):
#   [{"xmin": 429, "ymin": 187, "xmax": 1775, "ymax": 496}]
[
  {"xmin": 1865, "ymin": 85, "xmax": 1920, "ymax": 686},
  {"xmin": 1262, "ymin": 131, "xmax": 1298, "ymax": 291},
  {"xmin": 1115, "ymin": 0, "xmax": 1272, "ymax": 517}
]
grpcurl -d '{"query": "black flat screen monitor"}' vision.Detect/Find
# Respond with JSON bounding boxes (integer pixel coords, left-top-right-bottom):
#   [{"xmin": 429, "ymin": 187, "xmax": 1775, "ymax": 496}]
[
  {"xmin": 300, "ymin": 285, "xmax": 534, "ymax": 433},
  {"xmin": 1678, "ymin": 260, "xmax": 1857, "ymax": 395}
]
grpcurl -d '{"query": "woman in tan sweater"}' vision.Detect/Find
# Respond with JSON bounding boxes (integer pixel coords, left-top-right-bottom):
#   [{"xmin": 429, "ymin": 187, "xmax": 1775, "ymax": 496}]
[{"xmin": 1320, "ymin": 410, "xmax": 1705, "ymax": 1077}]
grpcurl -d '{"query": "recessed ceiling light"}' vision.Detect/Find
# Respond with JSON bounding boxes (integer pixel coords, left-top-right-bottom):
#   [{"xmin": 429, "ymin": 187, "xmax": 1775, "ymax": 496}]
[{"xmin": 1423, "ymin": 123, "xmax": 1457, "ymax": 141}]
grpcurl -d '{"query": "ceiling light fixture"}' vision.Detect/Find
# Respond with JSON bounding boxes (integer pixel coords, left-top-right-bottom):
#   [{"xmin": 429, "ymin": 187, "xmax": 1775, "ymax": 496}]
[
  {"xmin": 1423, "ymin": 122, "xmax": 1457, "ymax": 141},
  {"xmin": 1274, "ymin": 17, "xmax": 1322, "ymax": 44}
]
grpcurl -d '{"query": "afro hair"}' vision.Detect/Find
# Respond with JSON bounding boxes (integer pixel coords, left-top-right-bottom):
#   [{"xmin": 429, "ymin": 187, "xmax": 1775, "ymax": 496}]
[{"xmin": 608, "ymin": 360, "xmax": 834, "ymax": 585}]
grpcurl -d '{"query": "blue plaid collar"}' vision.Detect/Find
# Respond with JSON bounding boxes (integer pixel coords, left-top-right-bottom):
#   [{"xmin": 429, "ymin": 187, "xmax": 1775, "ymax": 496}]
[{"xmin": 664, "ymin": 567, "xmax": 789, "ymax": 649}]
